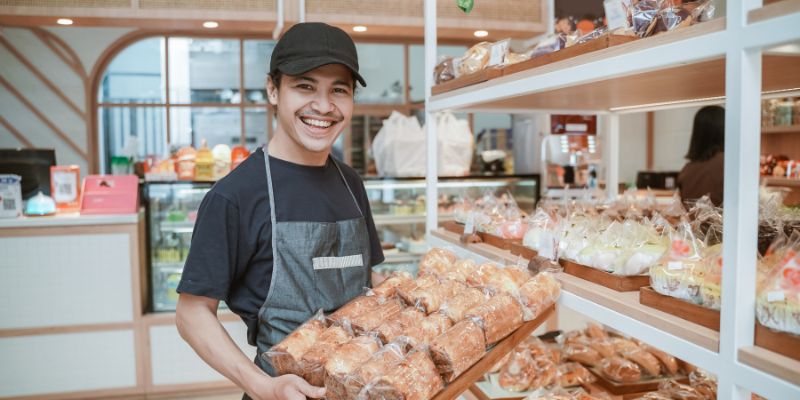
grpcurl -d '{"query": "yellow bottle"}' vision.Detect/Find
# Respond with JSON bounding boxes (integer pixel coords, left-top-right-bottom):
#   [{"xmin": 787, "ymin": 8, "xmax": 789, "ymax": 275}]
[{"xmin": 195, "ymin": 139, "xmax": 214, "ymax": 181}]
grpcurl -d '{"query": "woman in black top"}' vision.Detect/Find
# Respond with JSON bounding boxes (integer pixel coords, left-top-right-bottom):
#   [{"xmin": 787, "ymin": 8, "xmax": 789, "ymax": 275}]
[{"xmin": 677, "ymin": 105, "xmax": 725, "ymax": 206}]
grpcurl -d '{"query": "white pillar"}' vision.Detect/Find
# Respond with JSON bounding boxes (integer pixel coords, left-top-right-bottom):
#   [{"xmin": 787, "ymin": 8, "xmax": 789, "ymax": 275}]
[
  {"xmin": 424, "ymin": 0, "xmax": 438, "ymax": 234},
  {"xmin": 605, "ymin": 113, "xmax": 620, "ymax": 199}
]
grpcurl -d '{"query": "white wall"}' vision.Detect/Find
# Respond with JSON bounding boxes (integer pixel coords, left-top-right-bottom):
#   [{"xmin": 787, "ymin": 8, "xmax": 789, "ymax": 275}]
[
  {"xmin": 653, "ymin": 106, "xmax": 700, "ymax": 172},
  {"xmin": 618, "ymin": 112, "xmax": 648, "ymax": 186}
]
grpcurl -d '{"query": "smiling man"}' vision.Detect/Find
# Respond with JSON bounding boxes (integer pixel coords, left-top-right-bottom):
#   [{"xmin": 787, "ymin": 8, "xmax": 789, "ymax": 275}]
[{"xmin": 175, "ymin": 23, "xmax": 384, "ymax": 400}]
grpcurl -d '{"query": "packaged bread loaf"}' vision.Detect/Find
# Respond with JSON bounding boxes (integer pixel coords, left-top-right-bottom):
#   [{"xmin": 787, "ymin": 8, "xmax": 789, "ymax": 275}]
[
  {"xmin": 328, "ymin": 296, "xmax": 382, "ymax": 327},
  {"xmin": 557, "ymin": 362, "xmax": 594, "ymax": 387},
  {"xmin": 331, "ymin": 342, "xmax": 406, "ymax": 400},
  {"xmin": 464, "ymin": 293, "xmax": 525, "ymax": 344},
  {"xmin": 407, "ymin": 279, "xmax": 466, "ymax": 314},
  {"xmin": 323, "ymin": 335, "xmax": 381, "ymax": 395},
  {"xmin": 418, "ymin": 248, "xmax": 457, "ymax": 277},
  {"xmin": 264, "ymin": 313, "xmax": 327, "ymax": 376},
  {"xmin": 525, "ymin": 337, "xmax": 561, "ymax": 364},
  {"xmin": 528, "ymin": 356, "xmax": 558, "ymax": 390},
  {"xmin": 600, "ymin": 356, "xmax": 642, "ymax": 383},
  {"xmin": 519, "ymin": 272, "xmax": 561, "ymax": 316},
  {"xmin": 585, "ymin": 322, "xmax": 609, "ymax": 340},
  {"xmin": 348, "ymin": 297, "xmax": 405, "ymax": 334},
  {"xmin": 375, "ymin": 307, "xmax": 426, "ymax": 345},
  {"xmin": 657, "ymin": 379, "xmax": 706, "ymax": 400},
  {"xmin": 428, "ymin": 318, "xmax": 487, "ymax": 382},
  {"xmin": 371, "ymin": 271, "xmax": 415, "ymax": 298},
  {"xmin": 586, "ymin": 338, "xmax": 616, "ymax": 358},
  {"xmin": 360, "ymin": 349, "xmax": 444, "ymax": 400},
  {"xmin": 467, "ymin": 263, "xmax": 502, "ymax": 287},
  {"xmin": 563, "ymin": 342, "xmax": 602, "ymax": 367},
  {"xmin": 611, "ymin": 337, "xmax": 639, "ymax": 353},
  {"xmin": 689, "ymin": 370, "xmax": 717, "ymax": 399},
  {"xmin": 457, "ymin": 42, "xmax": 491, "ymax": 76},
  {"xmin": 642, "ymin": 344, "xmax": 679, "ymax": 375},
  {"xmin": 498, "ymin": 348, "xmax": 536, "ymax": 391},
  {"xmin": 439, "ymin": 258, "xmax": 478, "ymax": 282},
  {"xmin": 397, "ymin": 275, "xmax": 439, "ymax": 305},
  {"xmin": 621, "ymin": 347, "xmax": 662, "ymax": 376},
  {"xmin": 418, "ymin": 313, "xmax": 453, "ymax": 345},
  {"xmin": 298, "ymin": 325, "xmax": 351, "ymax": 386},
  {"xmin": 439, "ymin": 285, "xmax": 487, "ymax": 323}
]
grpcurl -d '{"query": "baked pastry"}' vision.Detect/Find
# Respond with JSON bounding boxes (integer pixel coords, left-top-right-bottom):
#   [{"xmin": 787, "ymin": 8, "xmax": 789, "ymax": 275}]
[
  {"xmin": 372, "ymin": 271, "xmax": 415, "ymax": 298},
  {"xmin": 556, "ymin": 362, "xmax": 593, "ymax": 387},
  {"xmin": 458, "ymin": 42, "xmax": 491, "ymax": 76},
  {"xmin": 298, "ymin": 325, "xmax": 351, "ymax": 386},
  {"xmin": 418, "ymin": 312, "xmax": 453, "ymax": 345},
  {"xmin": 428, "ymin": 319, "xmax": 487, "ymax": 382},
  {"xmin": 600, "ymin": 356, "xmax": 642, "ymax": 383},
  {"xmin": 525, "ymin": 337, "xmax": 560, "ymax": 363},
  {"xmin": 643, "ymin": 344, "xmax": 679, "ymax": 375},
  {"xmin": 439, "ymin": 258, "xmax": 478, "ymax": 282},
  {"xmin": 348, "ymin": 297, "xmax": 405, "ymax": 334},
  {"xmin": 586, "ymin": 338, "xmax": 616, "ymax": 358},
  {"xmin": 621, "ymin": 348, "xmax": 662, "ymax": 376},
  {"xmin": 397, "ymin": 275, "xmax": 439, "ymax": 305},
  {"xmin": 418, "ymin": 248, "xmax": 457, "ymax": 277},
  {"xmin": 519, "ymin": 273, "xmax": 561, "ymax": 316},
  {"xmin": 335, "ymin": 343, "xmax": 407, "ymax": 400},
  {"xmin": 611, "ymin": 337, "xmax": 639, "ymax": 353},
  {"xmin": 328, "ymin": 296, "xmax": 382, "ymax": 327},
  {"xmin": 323, "ymin": 336, "xmax": 381, "ymax": 385},
  {"xmin": 563, "ymin": 342, "xmax": 602, "ymax": 367},
  {"xmin": 407, "ymin": 279, "xmax": 466, "ymax": 314},
  {"xmin": 375, "ymin": 307, "xmax": 426, "ymax": 345},
  {"xmin": 689, "ymin": 370, "xmax": 717, "ymax": 399},
  {"xmin": 267, "ymin": 318, "xmax": 326, "ymax": 376},
  {"xmin": 362, "ymin": 350, "xmax": 444, "ymax": 400},
  {"xmin": 528, "ymin": 356, "xmax": 558, "ymax": 390},
  {"xmin": 464, "ymin": 293, "xmax": 525, "ymax": 345},
  {"xmin": 439, "ymin": 285, "xmax": 488, "ymax": 323},
  {"xmin": 658, "ymin": 379, "xmax": 706, "ymax": 400},
  {"xmin": 585, "ymin": 322, "xmax": 609, "ymax": 340},
  {"xmin": 467, "ymin": 263, "xmax": 503, "ymax": 287},
  {"xmin": 498, "ymin": 349, "xmax": 536, "ymax": 392}
]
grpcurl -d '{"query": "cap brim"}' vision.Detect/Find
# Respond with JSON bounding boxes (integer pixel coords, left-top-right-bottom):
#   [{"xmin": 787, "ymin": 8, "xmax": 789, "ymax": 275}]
[{"xmin": 276, "ymin": 56, "xmax": 366, "ymax": 87}]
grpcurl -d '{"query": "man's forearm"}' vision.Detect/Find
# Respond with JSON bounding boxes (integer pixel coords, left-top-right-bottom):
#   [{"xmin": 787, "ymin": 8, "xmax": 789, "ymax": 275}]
[{"xmin": 176, "ymin": 297, "xmax": 268, "ymax": 395}]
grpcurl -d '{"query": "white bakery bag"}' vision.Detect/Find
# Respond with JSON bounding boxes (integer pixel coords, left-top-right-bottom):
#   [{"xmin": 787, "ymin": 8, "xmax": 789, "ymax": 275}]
[
  {"xmin": 436, "ymin": 112, "xmax": 474, "ymax": 176},
  {"xmin": 372, "ymin": 111, "xmax": 427, "ymax": 177}
]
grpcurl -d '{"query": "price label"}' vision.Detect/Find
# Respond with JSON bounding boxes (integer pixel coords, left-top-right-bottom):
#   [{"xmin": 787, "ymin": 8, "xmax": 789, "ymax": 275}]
[
  {"xmin": 464, "ymin": 212, "xmax": 476, "ymax": 235},
  {"xmin": 488, "ymin": 40, "xmax": 509, "ymax": 67},
  {"xmin": 604, "ymin": 0, "xmax": 630, "ymax": 31},
  {"xmin": 539, "ymin": 231, "xmax": 556, "ymax": 260},
  {"xmin": 668, "ymin": 261, "xmax": 684, "ymax": 270},
  {"xmin": 767, "ymin": 291, "xmax": 785, "ymax": 303}
]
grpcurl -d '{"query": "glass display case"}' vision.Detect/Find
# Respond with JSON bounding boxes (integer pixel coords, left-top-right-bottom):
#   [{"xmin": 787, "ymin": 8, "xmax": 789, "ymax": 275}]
[
  {"xmin": 143, "ymin": 181, "xmax": 212, "ymax": 312},
  {"xmin": 364, "ymin": 175, "xmax": 540, "ymax": 275}
]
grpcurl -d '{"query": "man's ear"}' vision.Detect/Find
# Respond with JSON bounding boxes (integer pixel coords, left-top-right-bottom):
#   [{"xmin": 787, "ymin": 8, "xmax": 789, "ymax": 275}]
[{"xmin": 266, "ymin": 76, "xmax": 279, "ymax": 106}]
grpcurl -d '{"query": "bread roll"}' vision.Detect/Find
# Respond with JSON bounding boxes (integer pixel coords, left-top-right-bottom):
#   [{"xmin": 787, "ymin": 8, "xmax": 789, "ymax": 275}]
[
  {"xmin": 600, "ymin": 356, "xmax": 642, "ymax": 383},
  {"xmin": 362, "ymin": 350, "xmax": 444, "ymax": 400},
  {"xmin": 642, "ymin": 344, "xmax": 679, "ymax": 375},
  {"xmin": 611, "ymin": 337, "xmax": 639, "ymax": 353},
  {"xmin": 267, "ymin": 318, "xmax": 326, "ymax": 376},
  {"xmin": 587, "ymin": 338, "xmax": 616, "ymax": 358},
  {"xmin": 498, "ymin": 349, "xmax": 536, "ymax": 392},
  {"xmin": 298, "ymin": 326, "xmax": 351, "ymax": 386},
  {"xmin": 439, "ymin": 285, "xmax": 487, "ymax": 323},
  {"xmin": 467, "ymin": 263, "xmax": 502, "ymax": 287},
  {"xmin": 372, "ymin": 271, "xmax": 415, "ymax": 298},
  {"xmin": 418, "ymin": 248, "xmax": 457, "ymax": 277},
  {"xmin": 557, "ymin": 362, "xmax": 593, "ymax": 387},
  {"xmin": 439, "ymin": 258, "xmax": 478, "ymax": 282},
  {"xmin": 585, "ymin": 322, "xmax": 609, "ymax": 340},
  {"xmin": 464, "ymin": 294, "xmax": 525, "ymax": 345},
  {"xmin": 622, "ymin": 348, "xmax": 662, "ymax": 376},
  {"xmin": 528, "ymin": 356, "xmax": 558, "ymax": 390},
  {"xmin": 563, "ymin": 342, "xmax": 602, "ymax": 367},
  {"xmin": 429, "ymin": 319, "xmax": 487, "ymax": 382},
  {"xmin": 518, "ymin": 273, "xmax": 561, "ymax": 316}
]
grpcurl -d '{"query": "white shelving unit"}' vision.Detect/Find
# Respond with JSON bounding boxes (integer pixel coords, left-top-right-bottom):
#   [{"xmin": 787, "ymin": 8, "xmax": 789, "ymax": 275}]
[{"xmin": 422, "ymin": 0, "xmax": 800, "ymax": 398}]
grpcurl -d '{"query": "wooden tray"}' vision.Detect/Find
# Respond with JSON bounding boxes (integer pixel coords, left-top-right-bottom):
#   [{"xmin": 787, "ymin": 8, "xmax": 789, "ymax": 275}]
[
  {"xmin": 431, "ymin": 67, "xmax": 503, "ymax": 95},
  {"xmin": 468, "ymin": 381, "xmax": 526, "ymax": 400},
  {"xmin": 478, "ymin": 232, "xmax": 520, "ymax": 251},
  {"xmin": 508, "ymin": 243, "xmax": 538, "ymax": 260},
  {"xmin": 639, "ymin": 286, "xmax": 720, "ymax": 331},
  {"xmin": 441, "ymin": 220, "xmax": 465, "ymax": 235},
  {"xmin": 755, "ymin": 322, "xmax": 800, "ymax": 361},
  {"xmin": 560, "ymin": 260, "xmax": 650, "ymax": 292},
  {"xmin": 588, "ymin": 367, "xmax": 689, "ymax": 396},
  {"xmin": 502, "ymin": 33, "xmax": 638, "ymax": 77},
  {"xmin": 431, "ymin": 305, "xmax": 556, "ymax": 400}
]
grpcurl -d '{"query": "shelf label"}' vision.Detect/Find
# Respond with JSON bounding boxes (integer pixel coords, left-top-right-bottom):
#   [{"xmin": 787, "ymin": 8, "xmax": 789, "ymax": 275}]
[
  {"xmin": 667, "ymin": 261, "xmax": 683, "ymax": 270},
  {"xmin": 767, "ymin": 291, "xmax": 785, "ymax": 303},
  {"xmin": 539, "ymin": 231, "xmax": 557, "ymax": 260},
  {"xmin": 464, "ymin": 212, "xmax": 476, "ymax": 235},
  {"xmin": 604, "ymin": 0, "xmax": 630, "ymax": 31}
]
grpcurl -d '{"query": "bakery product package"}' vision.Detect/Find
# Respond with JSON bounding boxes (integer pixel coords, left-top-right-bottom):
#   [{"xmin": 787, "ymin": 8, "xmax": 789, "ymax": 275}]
[
  {"xmin": 323, "ymin": 335, "xmax": 382, "ymax": 400},
  {"xmin": 328, "ymin": 295, "xmax": 384, "ymax": 327},
  {"xmin": 359, "ymin": 348, "xmax": 444, "ymax": 400},
  {"xmin": 464, "ymin": 293, "xmax": 525, "ymax": 345},
  {"xmin": 428, "ymin": 318, "xmax": 487, "ymax": 382},
  {"xmin": 518, "ymin": 272, "xmax": 562, "ymax": 318},
  {"xmin": 406, "ymin": 279, "xmax": 466, "ymax": 314},
  {"xmin": 418, "ymin": 248, "xmax": 457, "ymax": 277},
  {"xmin": 297, "ymin": 325, "xmax": 352, "ymax": 386},
  {"xmin": 371, "ymin": 270, "xmax": 415, "ymax": 299},
  {"xmin": 600, "ymin": 356, "xmax": 642, "ymax": 383},
  {"xmin": 439, "ymin": 284, "xmax": 489, "ymax": 323},
  {"xmin": 374, "ymin": 307, "xmax": 426, "ymax": 345},
  {"xmin": 344, "ymin": 297, "xmax": 406, "ymax": 335},
  {"xmin": 330, "ymin": 342, "xmax": 407, "ymax": 400},
  {"xmin": 397, "ymin": 274, "xmax": 439, "ymax": 305},
  {"xmin": 262, "ymin": 310, "xmax": 327, "ymax": 376}
]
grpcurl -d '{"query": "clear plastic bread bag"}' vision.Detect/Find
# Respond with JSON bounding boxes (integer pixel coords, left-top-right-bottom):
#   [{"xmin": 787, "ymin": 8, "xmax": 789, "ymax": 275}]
[
  {"xmin": 357, "ymin": 347, "xmax": 444, "ymax": 400},
  {"xmin": 464, "ymin": 293, "xmax": 526, "ymax": 345},
  {"xmin": 617, "ymin": 217, "xmax": 669, "ymax": 276},
  {"xmin": 434, "ymin": 56, "xmax": 456, "ymax": 84},
  {"xmin": 297, "ymin": 325, "xmax": 353, "ymax": 386},
  {"xmin": 458, "ymin": 41, "xmax": 492, "ymax": 76},
  {"xmin": 649, "ymin": 219, "xmax": 705, "ymax": 304},
  {"xmin": 523, "ymin": 207, "xmax": 558, "ymax": 252},
  {"xmin": 518, "ymin": 271, "xmax": 562, "ymax": 319},
  {"xmin": 262, "ymin": 309, "xmax": 327, "ymax": 376},
  {"xmin": 337, "ymin": 341, "xmax": 407, "ymax": 400},
  {"xmin": 429, "ymin": 318, "xmax": 487, "ymax": 382},
  {"xmin": 756, "ymin": 236, "xmax": 800, "ymax": 335},
  {"xmin": 498, "ymin": 346, "xmax": 537, "ymax": 392}
]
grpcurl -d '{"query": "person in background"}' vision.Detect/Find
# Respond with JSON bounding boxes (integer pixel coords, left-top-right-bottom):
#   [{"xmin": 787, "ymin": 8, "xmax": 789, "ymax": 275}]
[{"xmin": 677, "ymin": 105, "xmax": 725, "ymax": 206}]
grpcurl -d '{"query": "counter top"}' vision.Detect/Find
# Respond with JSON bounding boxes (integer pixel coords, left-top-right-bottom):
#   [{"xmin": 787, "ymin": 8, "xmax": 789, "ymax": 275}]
[{"xmin": 0, "ymin": 211, "xmax": 141, "ymax": 228}]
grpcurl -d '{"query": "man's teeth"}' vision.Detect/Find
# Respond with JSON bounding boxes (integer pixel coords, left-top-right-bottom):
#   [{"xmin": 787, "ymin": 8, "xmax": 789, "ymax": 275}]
[{"xmin": 302, "ymin": 117, "xmax": 333, "ymax": 128}]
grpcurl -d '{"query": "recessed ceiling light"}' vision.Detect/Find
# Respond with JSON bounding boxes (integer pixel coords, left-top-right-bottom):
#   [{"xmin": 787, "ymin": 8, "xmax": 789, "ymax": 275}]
[
  {"xmin": 57, "ymin": 18, "xmax": 73, "ymax": 26},
  {"xmin": 474, "ymin": 30, "xmax": 489, "ymax": 37},
  {"xmin": 203, "ymin": 21, "xmax": 219, "ymax": 29},
  {"xmin": 353, "ymin": 26, "xmax": 367, "ymax": 32}
]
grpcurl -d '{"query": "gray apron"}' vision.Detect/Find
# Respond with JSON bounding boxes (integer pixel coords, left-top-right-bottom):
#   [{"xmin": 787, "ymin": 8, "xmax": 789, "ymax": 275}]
[{"xmin": 255, "ymin": 145, "xmax": 371, "ymax": 376}]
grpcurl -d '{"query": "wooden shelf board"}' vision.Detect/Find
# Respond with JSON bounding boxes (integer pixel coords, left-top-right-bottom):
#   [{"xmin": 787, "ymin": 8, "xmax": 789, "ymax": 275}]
[
  {"xmin": 748, "ymin": 0, "xmax": 800, "ymax": 24},
  {"xmin": 739, "ymin": 346, "xmax": 800, "ymax": 386},
  {"xmin": 430, "ymin": 18, "xmax": 800, "ymax": 112},
  {"xmin": 762, "ymin": 125, "xmax": 800, "ymax": 134},
  {"xmin": 763, "ymin": 177, "xmax": 800, "ymax": 187},
  {"xmin": 429, "ymin": 228, "xmax": 719, "ymax": 353}
]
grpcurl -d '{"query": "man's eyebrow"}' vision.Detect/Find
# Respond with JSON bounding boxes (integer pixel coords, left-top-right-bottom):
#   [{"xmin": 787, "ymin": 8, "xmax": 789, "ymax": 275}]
[
  {"xmin": 333, "ymin": 79, "xmax": 352, "ymax": 87},
  {"xmin": 292, "ymin": 76, "xmax": 317, "ymax": 84}
]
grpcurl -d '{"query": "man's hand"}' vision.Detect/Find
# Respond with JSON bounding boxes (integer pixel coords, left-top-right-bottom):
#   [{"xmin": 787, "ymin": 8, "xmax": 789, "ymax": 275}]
[{"xmin": 248, "ymin": 374, "xmax": 326, "ymax": 400}]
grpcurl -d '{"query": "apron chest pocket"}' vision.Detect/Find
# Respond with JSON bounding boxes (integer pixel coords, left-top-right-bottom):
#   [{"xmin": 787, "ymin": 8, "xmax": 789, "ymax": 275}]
[{"xmin": 312, "ymin": 254, "xmax": 364, "ymax": 270}]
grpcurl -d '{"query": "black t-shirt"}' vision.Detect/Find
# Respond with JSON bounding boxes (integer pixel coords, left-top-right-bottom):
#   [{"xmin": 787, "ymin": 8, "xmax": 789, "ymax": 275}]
[{"xmin": 177, "ymin": 148, "xmax": 384, "ymax": 345}]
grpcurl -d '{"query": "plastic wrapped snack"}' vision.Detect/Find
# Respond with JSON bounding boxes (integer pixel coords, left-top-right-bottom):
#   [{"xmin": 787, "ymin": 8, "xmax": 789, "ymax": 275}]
[
  {"xmin": 440, "ymin": 258, "xmax": 479, "ymax": 282},
  {"xmin": 348, "ymin": 297, "xmax": 405, "ymax": 334},
  {"xmin": 264, "ymin": 312, "xmax": 327, "ymax": 376},
  {"xmin": 408, "ymin": 279, "xmax": 466, "ymax": 314},
  {"xmin": 467, "ymin": 263, "xmax": 503, "ymax": 287},
  {"xmin": 650, "ymin": 221, "xmax": 706, "ymax": 305},
  {"xmin": 457, "ymin": 42, "xmax": 491, "ymax": 77},
  {"xmin": 429, "ymin": 319, "xmax": 487, "ymax": 382},
  {"xmin": 418, "ymin": 248, "xmax": 457, "ymax": 277},
  {"xmin": 611, "ymin": 337, "xmax": 639, "ymax": 353},
  {"xmin": 324, "ymin": 335, "xmax": 382, "ymax": 396},
  {"xmin": 375, "ymin": 308, "xmax": 426, "ymax": 345},
  {"xmin": 689, "ymin": 370, "xmax": 717, "ymax": 399},
  {"xmin": 335, "ymin": 342, "xmax": 407, "ymax": 400},
  {"xmin": 563, "ymin": 342, "xmax": 602, "ymax": 367},
  {"xmin": 298, "ymin": 325, "xmax": 352, "ymax": 386},
  {"xmin": 700, "ymin": 244, "xmax": 723, "ymax": 310},
  {"xmin": 498, "ymin": 348, "xmax": 536, "ymax": 392},
  {"xmin": 464, "ymin": 293, "xmax": 525, "ymax": 345},
  {"xmin": 585, "ymin": 322, "xmax": 608, "ymax": 340},
  {"xmin": 434, "ymin": 56, "xmax": 456, "ymax": 84},
  {"xmin": 756, "ymin": 242, "xmax": 800, "ymax": 335},
  {"xmin": 397, "ymin": 274, "xmax": 439, "ymax": 305},
  {"xmin": 601, "ymin": 356, "xmax": 642, "ymax": 383},
  {"xmin": 329, "ymin": 296, "xmax": 383, "ymax": 327},
  {"xmin": 360, "ymin": 349, "xmax": 445, "ymax": 400},
  {"xmin": 418, "ymin": 313, "xmax": 453, "ymax": 345},
  {"xmin": 371, "ymin": 270, "xmax": 415, "ymax": 299},
  {"xmin": 621, "ymin": 348, "xmax": 662, "ymax": 377},
  {"xmin": 557, "ymin": 362, "xmax": 594, "ymax": 387},
  {"xmin": 518, "ymin": 272, "xmax": 561, "ymax": 317},
  {"xmin": 439, "ymin": 284, "xmax": 488, "ymax": 323},
  {"xmin": 586, "ymin": 338, "xmax": 616, "ymax": 359},
  {"xmin": 657, "ymin": 379, "xmax": 706, "ymax": 400},
  {"xmin": 525, "ymin": 337, "xmax": 561, "ymax": 363},
  {"xmin": 642, "ymin": 344, "xmax": 679, "ymax": 375}
]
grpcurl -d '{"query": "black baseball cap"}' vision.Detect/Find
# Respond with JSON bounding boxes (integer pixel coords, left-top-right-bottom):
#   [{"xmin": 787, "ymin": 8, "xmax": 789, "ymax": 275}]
[{"xmin": 270, "ymin": 22, "xmax": 367, "ymax": 87}]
